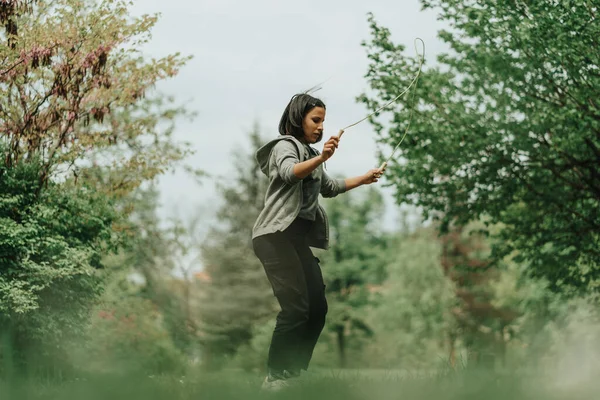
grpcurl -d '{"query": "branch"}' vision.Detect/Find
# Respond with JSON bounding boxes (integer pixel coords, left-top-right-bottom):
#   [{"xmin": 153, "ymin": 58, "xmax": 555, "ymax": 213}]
[
  {"xmin": 0, "ymin": 59, "xmax": 25, "ymax": 78},
  {"xmin": 509, "ymin": 162, "xmax": 600, "ymax": 232},
  {"xmin": 36, "ymin": 115, "xmax": 75, "ymax": 196},
  {"xmin": 536, "ymin": 131, "xmax": 600, "ymax": 199}
]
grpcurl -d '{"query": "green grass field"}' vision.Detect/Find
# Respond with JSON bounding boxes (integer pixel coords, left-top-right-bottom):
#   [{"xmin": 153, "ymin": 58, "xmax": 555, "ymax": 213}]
[{"xmin": 2, "ymin": 367, "xmax": 598, "ymax": 400}]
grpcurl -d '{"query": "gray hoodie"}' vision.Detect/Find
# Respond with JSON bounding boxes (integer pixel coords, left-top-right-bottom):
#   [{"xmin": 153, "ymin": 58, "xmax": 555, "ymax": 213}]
[{"xmin": 252, "ymin": 135, "xmax": 346, "ymax": 249}]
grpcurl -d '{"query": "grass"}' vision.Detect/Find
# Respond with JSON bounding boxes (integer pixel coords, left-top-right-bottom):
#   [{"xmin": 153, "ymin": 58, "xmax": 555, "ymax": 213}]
[{"xmin": 2, "ymin": 366, "xmax": 599, "ymax": 400}]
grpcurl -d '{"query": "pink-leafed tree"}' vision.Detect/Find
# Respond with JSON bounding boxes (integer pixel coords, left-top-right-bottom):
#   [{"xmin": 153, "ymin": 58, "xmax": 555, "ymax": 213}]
[
  {"xmin": 0, "ymin": 0, "xmax": 194, "ymax": 375},
  {"xmin": 1, "ymin": 0, "xmax": 194, "ymax": 196}
]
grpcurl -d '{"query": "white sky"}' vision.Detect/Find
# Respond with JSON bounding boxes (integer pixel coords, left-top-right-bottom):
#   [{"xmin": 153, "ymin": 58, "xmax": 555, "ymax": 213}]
[{"xmin": 128, "ymin": 0, "xmax": 449, "ymax": 232}]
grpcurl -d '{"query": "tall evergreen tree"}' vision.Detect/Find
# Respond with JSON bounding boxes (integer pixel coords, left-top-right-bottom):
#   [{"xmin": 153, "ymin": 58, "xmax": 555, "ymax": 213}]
[{"xmin": 198, "ymin": 124, "xmax": 274, "ymax": 368}]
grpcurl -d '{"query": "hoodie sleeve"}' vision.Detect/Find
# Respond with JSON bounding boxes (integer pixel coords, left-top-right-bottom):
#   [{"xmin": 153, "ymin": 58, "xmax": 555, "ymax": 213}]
[
  {"xmin": 272, "ymin": 140, "xmax": 302, "ymax": 185},
  {"xmin": 320, "ymin": 170, "xmax": 347, "ymax": 198}
]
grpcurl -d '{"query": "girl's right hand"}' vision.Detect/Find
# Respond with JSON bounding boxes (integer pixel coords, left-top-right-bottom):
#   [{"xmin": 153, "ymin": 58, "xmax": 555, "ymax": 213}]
[{"xmin": 320, "ymin": 136, "xmax": 339, "ymax": 162}]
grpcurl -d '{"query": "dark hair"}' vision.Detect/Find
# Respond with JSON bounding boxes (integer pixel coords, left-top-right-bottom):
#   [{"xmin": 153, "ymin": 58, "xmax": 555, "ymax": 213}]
[{"xmin": 278, "ymin": 93, "xmax": 326, "ymax": 139}]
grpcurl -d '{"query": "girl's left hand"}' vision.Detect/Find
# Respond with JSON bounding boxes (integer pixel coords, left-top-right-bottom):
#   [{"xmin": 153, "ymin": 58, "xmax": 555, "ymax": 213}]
[{"xmin": 361, "ymin": 166, "xmax": 386, "ymax": 185}]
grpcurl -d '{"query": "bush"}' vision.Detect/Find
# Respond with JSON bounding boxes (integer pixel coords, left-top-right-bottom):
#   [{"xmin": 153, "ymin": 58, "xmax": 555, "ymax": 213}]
[
  {"xmin": 229, "ymin": 319, "xmax": 275, "ymax": 373},
  {"xmin": 80, "ymin": 296, "xmax": 187, "ymax": 375},
  {"xmin": 0, "ymin": 151, "xmax": 118, "ymax": 375}
]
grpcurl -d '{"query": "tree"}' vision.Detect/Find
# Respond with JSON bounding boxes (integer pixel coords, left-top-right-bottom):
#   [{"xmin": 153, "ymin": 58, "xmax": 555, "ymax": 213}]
[
  {"xmin": 0, "ymin": 149, "xmax": 118, "ymax": 374},
  {"xmin": 317, "ymin": 188, "xmax": 390, "ymax": 368},
  {"xmin": 108, "ymin": 186, "xmax": 196, "ymax": 355},
  {"xmin": 198, "ymin": 124, "xmax": 274, "ymax": 368},
  {"xmin": 360, "ymin": 2, "xmax": 600, "ymax": 294},
  {"xmin": 82, "ymin": 186, "xmax": 191, "ymax": 375},
  {"xmin": 364, "ymin": 228, "xmax": 456, "ymax": 369},
  {"xmin": 439, "ymin": 224, "xmax": 519, "ymax": 368},
  {"xmin": 1, "ymin": 0, "xmax": 193, "ymax": 196},
  {"xmin": 0, "ymin": 0, "xmax": 192, "ymax": 374}
]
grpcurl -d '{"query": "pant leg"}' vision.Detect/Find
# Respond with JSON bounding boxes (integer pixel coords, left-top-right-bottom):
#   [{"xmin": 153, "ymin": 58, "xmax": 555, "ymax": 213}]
[
  {"xmin": 282, "ymin": 219, "xmax": 328, "ymax": 371},
  {"xmin": 252, "ymin": 230, "xmax": 310, "ymax": 375},
  {"xmin": 291, "ymin": 242, "xmax": 328, "ymax": 371}
]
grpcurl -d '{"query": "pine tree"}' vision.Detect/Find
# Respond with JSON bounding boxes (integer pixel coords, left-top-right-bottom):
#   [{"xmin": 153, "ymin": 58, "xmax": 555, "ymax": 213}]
[
  {"xmin": 198, "ymin": 124, "xmax": 274, "ymax": 368},
  {"xmin": 318, "ymin": 188, "xmax": 390, "ymax": 368}
]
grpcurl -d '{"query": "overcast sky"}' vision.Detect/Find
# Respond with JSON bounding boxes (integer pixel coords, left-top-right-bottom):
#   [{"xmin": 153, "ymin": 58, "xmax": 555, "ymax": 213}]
[{"xmin": 128, "ymin": 0, "xmax": 449, "ymax": 231}]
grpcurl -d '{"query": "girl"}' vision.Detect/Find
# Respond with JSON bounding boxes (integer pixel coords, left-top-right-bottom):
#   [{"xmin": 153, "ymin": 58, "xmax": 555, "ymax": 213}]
[{"xmin": 252, "ymin": 93, "xmax": 384, "ymax": 390}]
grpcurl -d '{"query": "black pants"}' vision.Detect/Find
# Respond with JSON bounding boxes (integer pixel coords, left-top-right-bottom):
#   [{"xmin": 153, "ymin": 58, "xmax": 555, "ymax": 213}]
[{"xmin": 252, "ymin": 218, "xmax": 328, "ymax": 376}]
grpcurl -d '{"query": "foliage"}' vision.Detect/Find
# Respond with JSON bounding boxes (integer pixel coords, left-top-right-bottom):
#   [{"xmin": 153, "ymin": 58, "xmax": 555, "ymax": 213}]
[
  {"xmin": 0, "ymin": 147, "xmax": 117, "ymax": 372},
  {"xmin": 1, "ymin": 0, "xmax": 194, "ymax": 196},
  {"xmin": 229, "ymin": 318, "xmax": 276, "ymax": 373},
  {"xmin": 317, "ymin": 188, "xmax": 390, "ymax": 368},
  {"xmin": 360, "ymin": 2, "xmax": 600, "ymax": 293},
  {"xmin": 89, "ymin": 185, "xmax": 195, "ymax": 363},
  {"xmin": 118, "ymin": 187, "xmax": 199, "ymax": 353},
  {"xmin": 439, "ymin": 224, "xmax": 519, "ymax": 367},
  {"xmin": 0, "ymin": 0, "xmax": 193, "ymax": 375},
  {"xmin": 198, "ymin": 124, "xmax": 275, "ymax": 368},
  {"xmin": 81, "ymin": 294, "xmax": 187, "ymax": 375},
  {"xmin": 363, "ymin": 228, "xmax": 456, "ymax": 369}
]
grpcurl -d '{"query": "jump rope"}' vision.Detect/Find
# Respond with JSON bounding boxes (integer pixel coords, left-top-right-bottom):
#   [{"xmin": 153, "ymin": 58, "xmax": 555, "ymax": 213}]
[
  {"xmin": 209, "ymin": 38, "xmax": 424, "ymax": 183},
  {"xmin": 328, "ymin": 38, "xmax": 425, "ymax": 173}
]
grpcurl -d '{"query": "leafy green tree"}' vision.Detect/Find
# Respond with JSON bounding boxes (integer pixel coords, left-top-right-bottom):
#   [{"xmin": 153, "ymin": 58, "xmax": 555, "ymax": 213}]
[
  {"xmin": 484, "ymin": 254, "xmax": 565, "ymax": 369},
  {"xmin": 317, "ymin": 188, "xmax": 390, "ymax": 368},
  {"xmin": 80, "ymin": 294, "xmax": 187, "ymax": 375},
  {"xmin": 363, "ymin": 228, "xmax": 456, "ymax": 369},
  {"xmin": 103, "ymin": 186, "xmax": 197, "ymax": 356},
  {"xmin": 198, "ymin": 125, "xmax": 274, "ymax": 368},
  {"xmin": 1, "ymin": 0, "xmax": 192, "ymax": 374},
  {"xmin": 0, "ymin": 150, "xmax": 117, "ymax": 374},
  {"xmin": 360, "ymin": 2, "xmax": 600, "ymax": 294},
  {"xmin": 80, "ymin": 184, "xmax": 213, "ymax": 374},
  {"xmin": 439, "ymin": 224, "xmax": 519, "ymax": 368}
]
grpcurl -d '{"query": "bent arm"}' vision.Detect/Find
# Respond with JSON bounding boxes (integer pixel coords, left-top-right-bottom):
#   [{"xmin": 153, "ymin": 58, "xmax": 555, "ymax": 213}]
[
  {"xmin": 273, "ymin": 141, "xmax": 324, "ymax": 184},
  {"xmin": 293, "ymin": 157, "xmax": 324, "ymax": 180}
]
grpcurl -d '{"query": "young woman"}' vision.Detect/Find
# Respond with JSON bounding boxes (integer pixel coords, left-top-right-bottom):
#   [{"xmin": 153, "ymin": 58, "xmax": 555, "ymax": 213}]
[{"xmin": 252, "ymin": 93, "xmax": 384, "ymax": 390}]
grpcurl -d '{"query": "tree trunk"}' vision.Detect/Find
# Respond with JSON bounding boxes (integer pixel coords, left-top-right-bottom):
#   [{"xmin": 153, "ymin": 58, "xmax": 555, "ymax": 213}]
[
  {"xmin": 336, "ymin": 326, "xmax": 346, "ymax": 368},
  {"xmin": 448, "ymin": 332, "xmax": 456, "ymax": 369}
]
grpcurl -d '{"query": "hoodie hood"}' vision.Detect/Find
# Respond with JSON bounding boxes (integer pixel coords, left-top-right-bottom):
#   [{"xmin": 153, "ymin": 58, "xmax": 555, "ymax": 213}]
[{"xmin": 255, "ymin": 135, "xmax": 305, "ymax": 175}]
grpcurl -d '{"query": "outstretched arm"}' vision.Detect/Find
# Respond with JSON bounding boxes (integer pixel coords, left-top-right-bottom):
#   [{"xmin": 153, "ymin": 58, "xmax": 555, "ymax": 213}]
[
  {"xmin": 321, "ymin": 166, "xmax": 385, "ymax": 197},
  {"xmin": 344, "ymin": 167, "xmax": 386, "ymax": 192}
]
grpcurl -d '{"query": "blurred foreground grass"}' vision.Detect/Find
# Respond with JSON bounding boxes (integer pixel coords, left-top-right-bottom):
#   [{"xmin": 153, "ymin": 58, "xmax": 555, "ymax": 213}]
[{"xmin": 2, "ymin": 367, "xmax": 598, "ymax": 400}]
